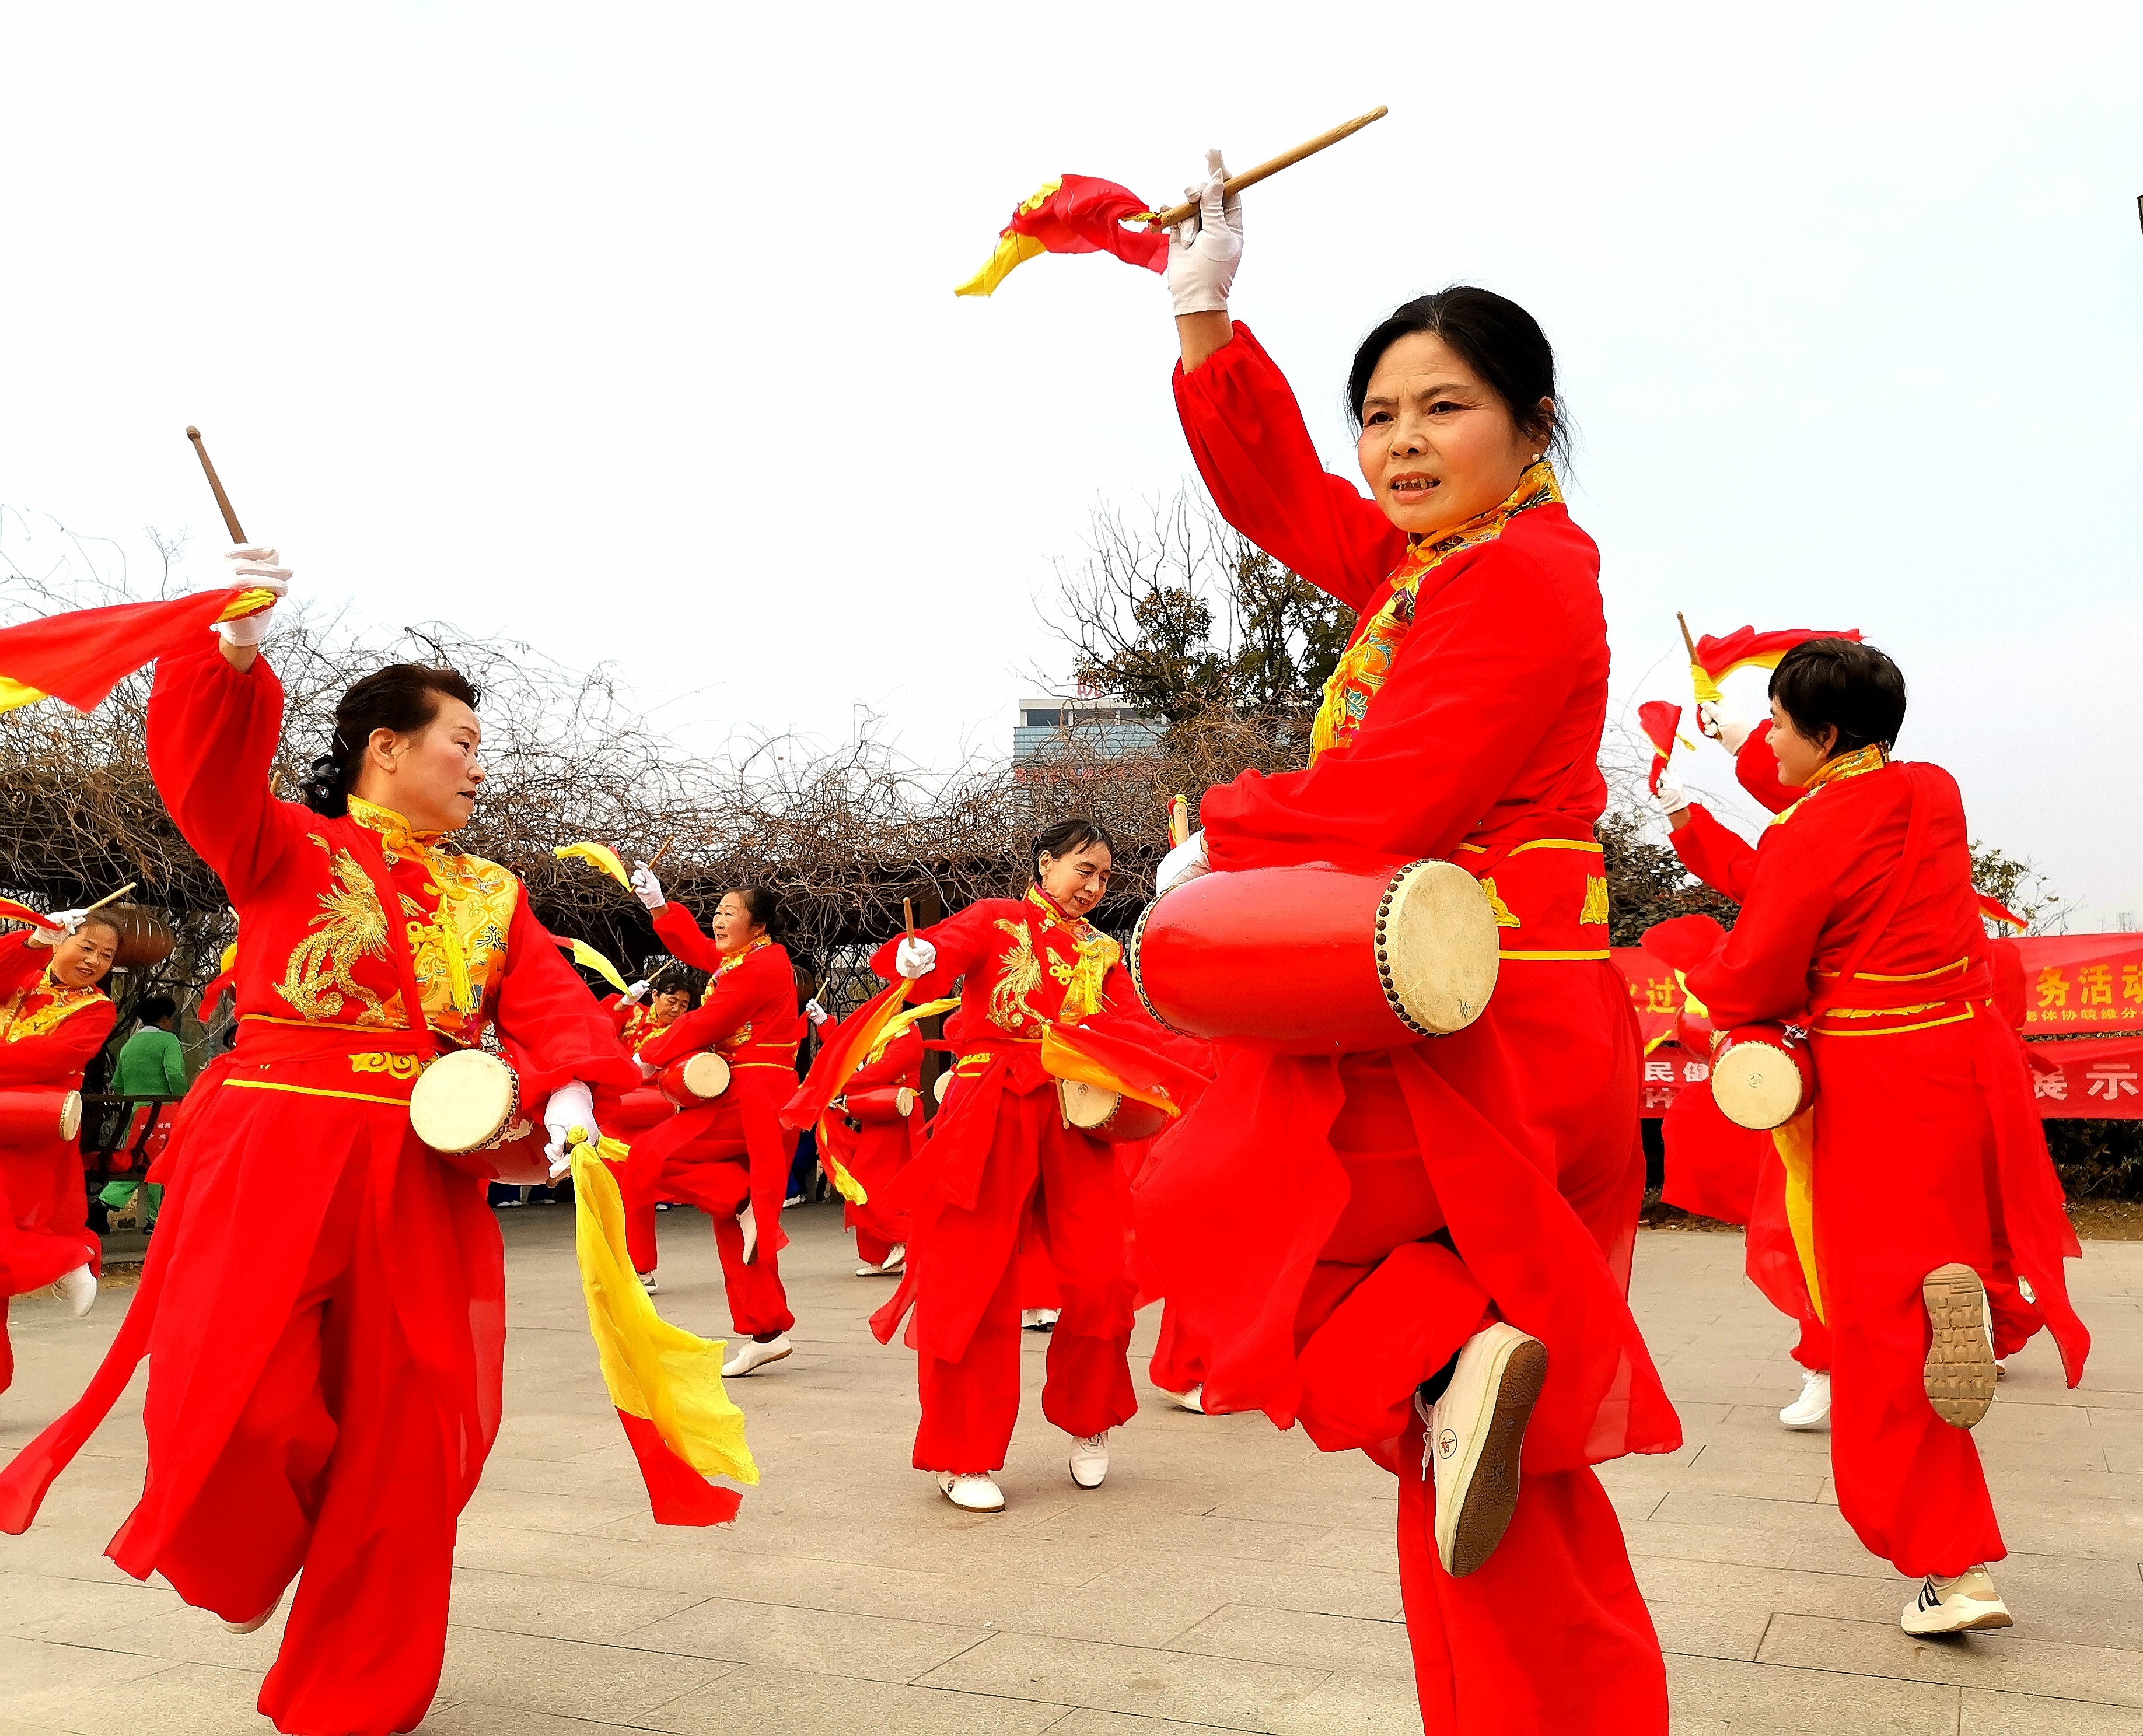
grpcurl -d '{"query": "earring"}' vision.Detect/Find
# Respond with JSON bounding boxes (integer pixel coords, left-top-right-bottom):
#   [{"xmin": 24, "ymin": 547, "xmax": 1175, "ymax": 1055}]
[{"xmin": 1530, "ymin": 452, "xmax": 1542, "ymax": 461}]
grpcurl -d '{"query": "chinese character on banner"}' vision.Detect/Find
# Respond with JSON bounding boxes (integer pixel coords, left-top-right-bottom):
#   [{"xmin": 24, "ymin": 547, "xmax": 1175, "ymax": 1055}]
[
  {"xmin": 1643, "ymin": 981, "xmax": 1677, "ymax": 1015},
  {"xmin": 2078, "ymin": 965, "xmax": 2114, "ymax": 1008},
  {"xmin": 2036, "ymin": 968, "xmax": 2070, "ymax": 1010},
  {"xmin": 2085, "ymin": 1064, "xmax": 2139, "ymax": 1102},
  {"xmin": 2033, "ymin": 1070, "xmax": 2069, "ymax": 1101},
  {"xmin": 1643, "ymin": 1086, "xmax": 1674, "ymax": 1110},
  {"xmin": 1644, "ymin": 1060, "xmax": 1674, "ymax": 1083},
  {"xmin": 2124, "ymin": 963, "xmax": 2143, "ymax": 1005},
  {"xmin": 1683, "ymin": 1061, "xmax": 1711, "ymax": 1083}
]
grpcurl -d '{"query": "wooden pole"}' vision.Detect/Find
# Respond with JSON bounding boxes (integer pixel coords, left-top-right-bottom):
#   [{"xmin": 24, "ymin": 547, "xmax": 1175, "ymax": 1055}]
[
  {"xmin": 83, "ymin": 882, "xmax": 138, "ymax": 915},
  {"xmin": 645, "ymin": 835, "xmax": 677, "ymax": 872},
  {"xmin": 903, "ymin": 898, "xmax": 916, "ymax": 941},
  {"xmin": 1145, "ymin": 106, "xmax": 1387, "ymax": 230},
  {"xmin": 184, "ymin": 428, "xmax": 247, "ymax": 544},
  {"xmin": 1676, "ymin": 612, "xmax": 1699, "ymax": 664}
]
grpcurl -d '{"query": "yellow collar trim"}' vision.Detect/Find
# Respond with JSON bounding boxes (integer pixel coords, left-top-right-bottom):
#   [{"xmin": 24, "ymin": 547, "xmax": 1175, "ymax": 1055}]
[
  {"xmin": 1803, "ymin": 744, "xmax": 1890, "ymax": 795},
  {"xmin": 346, "ymin": 794, "xmax": 445, "ymax": 855}
]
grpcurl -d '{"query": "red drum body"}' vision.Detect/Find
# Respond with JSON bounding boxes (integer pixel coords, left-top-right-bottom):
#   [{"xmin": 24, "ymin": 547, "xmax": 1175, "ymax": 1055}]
[
  {"xmin": 609, "ymin": 1085, "xmax": 676, "ymax": 1135},
  {"xmin": 1711, "ymin": 1023, "xmax": 1815, "ymax": 1130},
  {"xmin": 0, "ymin": 1088, "xmax": 81, "ymax": 1146},
  {"xmin": 659, "ymin": 1051, "xmax": 732, "ymax": 1108},
  {"xmin": 1130, "ymin": 860, "xmax": 1500, "ymax": 1055},
  {"xmin": 1057, "ymin": 1079, "xmax": 1170, "ymax": 1145},
  {"xmin": 844, "ymin": 1085, "xmax": 916, "ymax": 1124}
]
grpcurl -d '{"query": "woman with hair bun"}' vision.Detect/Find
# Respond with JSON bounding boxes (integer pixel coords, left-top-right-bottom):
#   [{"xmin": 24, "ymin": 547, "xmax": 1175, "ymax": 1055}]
[
  {"xmin": 866, "ymin": 818, "xmax": 1167, "ymax": 1514},
  {"xmin": 0, "ymin": 545, "xmax": 639, "ymax": 1736},
  {"xmin": 1137, "ymin": 153, "xmax": 1678, "ymax": 1730},
  {"xmin": 0, "ymin": 906, "xmax": 120, "ymax": 1388},
  {"xmin": 620, "ymin": 871, "xmax": 805, "ymax": 1378},
  {"xmin": 1680, "ymin": 638, "xmax": 2088, "ymax": 1636}
]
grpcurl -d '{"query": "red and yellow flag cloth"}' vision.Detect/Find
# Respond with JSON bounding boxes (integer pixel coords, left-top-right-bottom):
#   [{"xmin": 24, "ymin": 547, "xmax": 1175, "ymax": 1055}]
[
  {"xmin": 554, "ymin": 841, "xmax": 634, "ymax": 890},
  {"xmin": 1688, "ymin": 625, "xmax": 1862, "ymax": 705},
  {"xmin": 781, "ymin": 984, "xmax": 957, "ymax": 1201},
  {"xmin": 0, "ymin": 586, "xmax": 279, "ymax": 715},
  {"xmin": 1636, "ymin": 700, "xmax": 1693, "ymax": 796},
  {"xmin": 956, "ymin": 176, "xmax": 1169, "ymax": 298},
  {"xmin": 0, "ymin": 899, "xmax": 62, "ymax": 933},
  {"xmin": 568, "ymin": 1139, "xmax": 756, "ymax": 1525},
  {"xmin": 1040, "ymin": 1022, "xmax": 1204, "ymax": 1121},
  {"xmin": 1977, "ymin": 894, "xmax": 2028, "ymax": 932}
]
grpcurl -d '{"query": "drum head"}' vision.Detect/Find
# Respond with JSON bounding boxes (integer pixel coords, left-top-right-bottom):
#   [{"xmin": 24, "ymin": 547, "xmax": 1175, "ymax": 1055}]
[
  {"xmin": 1382, "ymin": 860, "xmax": 1502, "ymax": 1036},
  {"xmin": 57, "ymin": 1090, "xmax": 81, "ymax": 1142},
  {"xmin": 934, "ymin": 1071, "xmax": 952, "ymax": 1104},
  {"xmin": 681, "ymin": 1052, "xmax": 732, "ymax": 1099},
  {"xmin": 410, "ymin": 1049, "xmax": 515, "ymax": 1154},
  {"xmin": 1714, "ymin": 1040, "xmax": 1806, "ymax": 1130},
  {"xmin": 895, "ymin": 1086, "xmax": 917, "ymax": 1117},
  {"xmin": 1059, "ymin": 1079, "xmax": 1118, "ymax": 1130}
]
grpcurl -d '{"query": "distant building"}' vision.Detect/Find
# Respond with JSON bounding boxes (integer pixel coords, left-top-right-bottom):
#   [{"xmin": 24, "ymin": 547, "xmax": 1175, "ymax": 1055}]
[{"xmin": 1013, "ymin": 695, "xmax": 1165, "ymax": 769}]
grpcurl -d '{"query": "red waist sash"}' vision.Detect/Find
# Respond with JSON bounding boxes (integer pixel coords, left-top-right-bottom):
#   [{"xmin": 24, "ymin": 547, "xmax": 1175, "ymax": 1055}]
[
  {"xmin": 1453, "ymin": 822, "xmax": 1609, "ymax": 961},
  {"xmin": 224, "ymin": 1015, "xmax": 441, "ymax": 1108},
  {"xmin": 1808, "ymin": 956, "xmax": 1992, "ymax": 1038}
]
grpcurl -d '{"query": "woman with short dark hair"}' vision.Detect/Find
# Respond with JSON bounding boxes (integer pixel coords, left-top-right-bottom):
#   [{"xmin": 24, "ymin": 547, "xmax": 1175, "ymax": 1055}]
[
  {"xmin": 617, "ymin": 868, "xmax": 806, "ymax": 1376},
  {"xmin": 1681, "ymin": 640, "xmax": 2088, "ymax": 1635},
  {"xmin": 0, "ymin": 547, "xmax": 638, "ymax": 1736},
  {"xmin": 1145, "ymin": 153, "xmax": 1677, "ymax": 1730}
]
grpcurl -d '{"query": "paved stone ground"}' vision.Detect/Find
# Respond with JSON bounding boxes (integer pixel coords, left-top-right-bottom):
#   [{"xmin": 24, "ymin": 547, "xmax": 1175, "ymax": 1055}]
[{"xmin": 0, "ymin": 1203, "xmax": 2135, "ymax": 1735}]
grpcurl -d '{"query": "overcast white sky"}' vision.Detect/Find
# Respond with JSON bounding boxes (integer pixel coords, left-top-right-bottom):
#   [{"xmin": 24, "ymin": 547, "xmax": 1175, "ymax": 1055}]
[{"xmin": 5, "ymin": 2, "xmax": 2139, "ymax": 925}]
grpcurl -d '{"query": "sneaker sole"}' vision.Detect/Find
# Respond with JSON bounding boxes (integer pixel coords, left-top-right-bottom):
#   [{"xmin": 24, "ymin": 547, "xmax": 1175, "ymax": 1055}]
[
  {"xmin": 1903, "ymin": 1601, "xmax": 2013, "ymax": 1635},
  {"xmin": 725, "ymin": 1346, "xmax": 793, "ymax": 1378},
  {"xmin": 1923, "ymin": 1264, "xmax": 1995, "ymax": 1429},
  {"xmin": 1444, "ymin": 1337, "xmax": 1549, "ymax": 1579}
]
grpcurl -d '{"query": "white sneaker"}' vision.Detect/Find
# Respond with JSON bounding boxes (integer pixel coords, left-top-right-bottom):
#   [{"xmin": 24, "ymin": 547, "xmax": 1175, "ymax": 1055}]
[
  {"xmin": 1160, "ymin": 1386, "xmax": 1206, "ymax": 1413},
  {"xmin": 53, "ymin": 1265, "xmax": 96, "ymax": 1320},
  {"xmin": 935, "ymin": 1472, "xmax": 1005, "ymax": 1513},
  {"xmin": 1901, "ymin": 1565, "xmax": 2012, "ymax": 1634},
  {"xmin": 1994, "ymin": 1359, "xmax": 2007, "ymax": 1381},
  {"xmin": 1779, "ymin": 1368, "xmax": 1831, "ymax": 1430},
  {"xmin": 221, "ymin": 1591, "xmax": 284, "ymax": 1635},
  {"xmin": 855, "ymin": 1261, "xmax": 883, "ymax": 1277},
  {"xmin": 1021, "ymin": 1307, "xmax": 1059, "ymax": 1332},
  {"xmin": 879, "ymin": 1242, "xmax": 906, "ymax": 1274},
  {"xmin": 1923, "ymin": 1263, "xmax": 1997, "ymax": 1429},
  {"xmin": 737, "ymin": 1202, "xmax": 758, "ymax": 1264},
  {"xmin": 636, "ymin": 1270, "xmax": 659, "ymax": 1295},
  {"xmin": 1428, "ymin": 1322, "xmax": 1547, "ymax": 1578},
  {"xmin": 722, "ymin": 1334, "xmax": 792, "ymax": 1378},
  {"xmin": 1069, "ymin": 1431, "xmax": 1110, "ymax": 1490}
]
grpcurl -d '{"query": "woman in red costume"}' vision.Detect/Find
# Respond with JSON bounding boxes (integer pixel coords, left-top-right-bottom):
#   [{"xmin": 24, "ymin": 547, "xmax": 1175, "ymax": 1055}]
[
  {"xmin": 1132, "ymin": 154, "xmax": 1680, "ymax": 1732},
  {"xmin": 607, "ymin": 972, "xmax": 694, "ymax": 1052},
  {"xmin": 868, "ymin": 820, "xmax": 1152, "ymax": 1514},
  {"xmin": 595, "ymin": 970, "xmax": 697, "ymax": 1290},
  {"xmin": 620, "ymin": 863, "xmax": 803, "ymax": 1379},
  {"xmin": 1680, "ymin": 638, "xmax": 2088, "ymax": 1636},
  {"xmin": 0, "ymin": 909, "xmax": 118, "ymax": 1385},
  {"xmin": 0, "ymin": 543, "xmax": 639, "ymax": 1736}
]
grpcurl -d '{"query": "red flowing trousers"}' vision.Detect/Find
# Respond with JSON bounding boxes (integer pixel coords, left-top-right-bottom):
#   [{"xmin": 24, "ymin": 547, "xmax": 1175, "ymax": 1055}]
[{"xmin": 0, "ymin": 1135, "xmax": 100, "ymax": 1396}]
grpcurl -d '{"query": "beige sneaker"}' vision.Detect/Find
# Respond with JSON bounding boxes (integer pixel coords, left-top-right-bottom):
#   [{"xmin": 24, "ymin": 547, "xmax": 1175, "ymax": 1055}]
[
  {"xmin": 1901, "ymin": 1566, "xmax": 2012, "ymax": 1634},
  {"xmin": 1428, "ymin": 1323, "xmax": 1547, "ymax": 1578},
  {"xmin": 1923, "ymin": 1264, "xmax": 1997, "ymax": 1429}
]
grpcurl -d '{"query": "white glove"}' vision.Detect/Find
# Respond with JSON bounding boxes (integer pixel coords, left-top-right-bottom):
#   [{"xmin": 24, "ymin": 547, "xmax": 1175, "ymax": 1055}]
[
  {"xmin": 1156, "ymin": 828, "xmax": 1209, "ymax": 894},
  {"xmin": 1697, "ymin": 699, "xmax": 1751, "ymax": 755},
  {"xmin": 26, "ymin": 909, "xmax": 85, "ymax": 949},
  {"xmin": 895, "ymin": 936, "xmax": 937, "ymax": 981},
  {"xmin": 1168, "ymin": 149, "xmax": 1242, "ymax": 318},
  {"xmin": 541, "ymin": 1080, "xmax": 596, "ymax": 1178},
  {"xmin": 805, "ymin": 997, "xmax": 828, "ymax": 1027},
  {"xmin": 630, "ymin": 862, "xmax": 665, "ymax": 912},
  {"xmin": 215, "ymin": 544, "xmax": 292, "ymax": 646},
  {"xmin": 624, "ymin": 978, "xmax": 651, "ymax": 1003},
  {"xmin": 1649, "ymin": 766, "xmax": 1690, "ymax": 820},
  {"xmin": 631, "ymin": 1051, "xmax": 660, "ymax": 1080}
]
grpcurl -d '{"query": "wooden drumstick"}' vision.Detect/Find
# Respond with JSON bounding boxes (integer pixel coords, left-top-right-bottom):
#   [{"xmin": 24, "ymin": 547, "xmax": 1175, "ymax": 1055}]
[
  {"xmin": 1167, "ymin": 793, "xmax": 1190, "ymax": 849},
  {"xmin": 904, "ymin": 898, "xmax": 916, "ymax": 941},
  {"xmin": 82, "ymin": 883, "xmax": 138, "ymax": 915},
  {"xmin": 1676, "ymin": 612, "xmax": 1700, "ymax": 664},
  {"xmin": 1145, "ymin": 106, "xmax": 1388, "ymax": 230},
  {"xmin": 185, "ymin": 428, "xmax": 247, "ymax": 544},
  {"xmin": 645, "ymin": 835, "xmax": 677, "ymax": 872}
]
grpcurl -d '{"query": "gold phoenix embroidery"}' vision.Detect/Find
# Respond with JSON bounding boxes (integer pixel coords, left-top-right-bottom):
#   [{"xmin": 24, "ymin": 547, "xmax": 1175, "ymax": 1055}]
[
  {"xmin": 988, "ymin": 919, "xmax": 1047, "ymax": 1029},
  {"xmin": 1478, "ymin": 877, "xmax": 1521, "ymax": 929},
  {"xmin": 279, "ymin": 839, "xmax": 391, "ymax": 1024},
  {"xmin": 1581, "ymin": 876, "xmax": 1611, "ymax": 926}
]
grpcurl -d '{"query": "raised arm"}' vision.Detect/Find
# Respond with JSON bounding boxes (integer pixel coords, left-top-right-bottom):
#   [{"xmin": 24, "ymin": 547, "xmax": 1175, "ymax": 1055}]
[
  {"xmin": 640, "ymin": 947, "xmax": 786, "ymax": 1066},
  {"xmin": 651, "ymin": 900, "xmax": 727, "ymax": 973},
  {"xmin": 1671, "ymin": 806, "xmax": 1761, "ymax": 904},
  {"xmin": 1203, "ymin": 543, "xmax": 1583, "ymax": 867},
  {"xmin": 145, "ymin": 638, "xmax": 302, "ymax": 904},
  {"xmin": 1174, "ymin": 324, "xmax": 1406, "ymax": 613},
  {"xmin": 867, "ymin": 902, "xmax": 999, "ymax": 1001}
]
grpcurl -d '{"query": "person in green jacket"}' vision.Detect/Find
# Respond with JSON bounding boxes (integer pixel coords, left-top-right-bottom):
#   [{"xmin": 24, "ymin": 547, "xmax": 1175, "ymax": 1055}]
[{"xmin": 99, "ymin": 995, "xmax": 189, "ymax": 1230}]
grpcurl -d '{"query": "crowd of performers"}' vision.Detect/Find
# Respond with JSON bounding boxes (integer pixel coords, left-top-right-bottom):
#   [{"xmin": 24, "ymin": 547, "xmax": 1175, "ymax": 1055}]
[{"xmin": 0, "ymin": 148, "xmax": 2096, "ymax": 1736}]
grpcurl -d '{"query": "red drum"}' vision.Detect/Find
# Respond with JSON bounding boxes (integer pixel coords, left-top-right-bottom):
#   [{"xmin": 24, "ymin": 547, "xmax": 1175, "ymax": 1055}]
[
  {"xmin": 932, "ymin": 1071, "xmax": 952, "ymax": 1105},
  {"xmin": 1711, "ymin": 1023, "xmax": 1815, "ymax": 1130},
  {"xmin": 408, "ymin": 1049, "xmax": 553, "ymax": 1184},
  {"xmin": 659, "ymin": 1052, "xmax": 732, "ymax": 1107},
  {"xmin": 609, "ymin": 1085, "xmax": 676, "ymax": 1135},
  {"xmin": 0, "ymin": 1088, "xmax": 82, "ymax": 1144},
  {"xmin": 1057, "ymin": 1079, "xmax": 1170, "ymax": 1144},
  {"xmin": 844, "ymin": 1085, "xmax": 916, "ymax": 1123},
  {"xmin": 1130, "ymin": 859, "xmax": 1499, "ymax": 1055}
]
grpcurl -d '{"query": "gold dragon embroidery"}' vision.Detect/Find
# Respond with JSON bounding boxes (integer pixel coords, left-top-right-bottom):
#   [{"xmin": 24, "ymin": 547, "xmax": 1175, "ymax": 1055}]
[{"xmin": 278, "ymin": 839, "xmax": 391, "ymax": 1023}]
